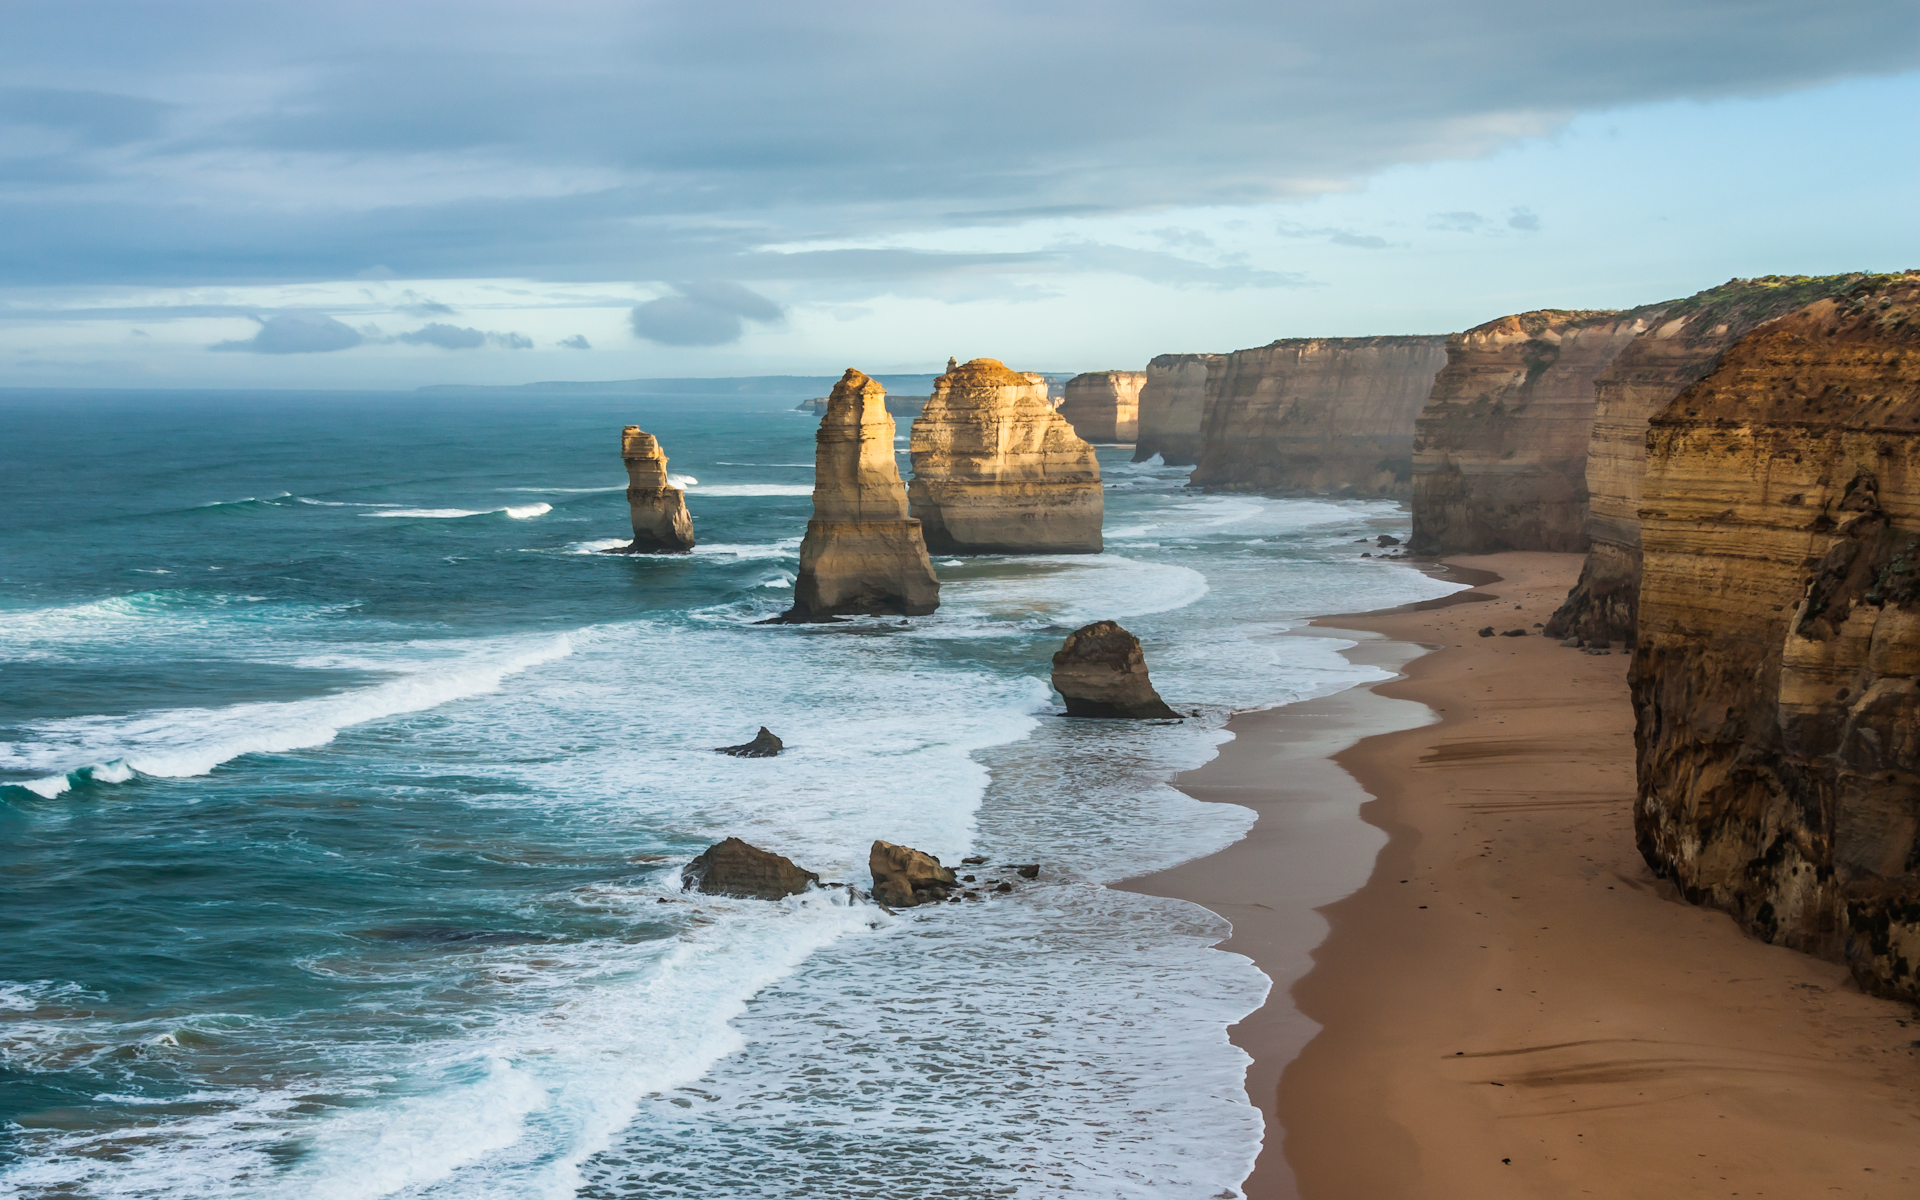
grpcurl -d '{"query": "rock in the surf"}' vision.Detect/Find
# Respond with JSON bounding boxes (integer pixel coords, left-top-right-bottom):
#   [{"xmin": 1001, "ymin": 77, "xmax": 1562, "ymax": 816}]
[
  {"xmin": 1049, "ymin": 621, "xmax": 1179, "ymax": 718},
  {"xmin": 616, "ymin": 426, "xmax": 695, "ymax": 552},
  {"xmin": 784, "ymin": 369, "xmax": 941, "ymax": 620},
  {"xmin": 682, "ymin": 837, "xmax": 818, "ymax": 900},
  {"xmin": 716, "ymin": 727, "xmax": 783, "ymax": 757},
  {"xmin": 869, "ymin": 839, "xmax": 957, "ymax": 907}
]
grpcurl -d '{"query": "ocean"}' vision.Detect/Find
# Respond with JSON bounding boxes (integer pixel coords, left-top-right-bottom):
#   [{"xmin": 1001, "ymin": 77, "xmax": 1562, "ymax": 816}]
[{"xmin": 0, "ymin": 385, "xmax": 1458, "ymax": 1198}]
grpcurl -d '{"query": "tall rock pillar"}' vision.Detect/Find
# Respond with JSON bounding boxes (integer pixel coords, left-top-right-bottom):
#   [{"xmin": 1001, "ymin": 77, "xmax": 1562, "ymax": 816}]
[
  {"xmin": 1058, "ymin": 371, "xmax": 1146, "ymax": 442},
  {"xmin": 618, "ymin": 426, "xmax": 695, "ymax": 552}
]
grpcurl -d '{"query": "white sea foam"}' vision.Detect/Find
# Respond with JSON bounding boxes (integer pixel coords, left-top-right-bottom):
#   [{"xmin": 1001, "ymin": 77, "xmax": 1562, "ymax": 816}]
[
  {"xmin": 561, "ymin": 537, "xmax": 634, "ymax": 554},
  {"xmin": 666, "ymin": 474, "xmax": 697, "ymax": 488},
  {"xmin": 365, "ymin": 503, "xmax": 551, "ymax": 519},
  {"xmin": 496, "ymin": 486, "xmax": 625, "ymax": 494}
]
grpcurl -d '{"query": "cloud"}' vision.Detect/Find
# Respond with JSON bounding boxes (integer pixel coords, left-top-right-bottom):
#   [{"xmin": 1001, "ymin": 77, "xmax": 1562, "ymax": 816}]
[
  {"xmin": 395, "ymin": 323, "xmax": 532, "ymax": 349},
  {"xmin": 0, "ymin": 87, "xmax": 171, "ymax": 145},
  {"xmin": 629, "ymin": 282, "xmax": 784, "ymax": 346},
  {"xmin": 557, "ymin": 334, "xmax": 591, "ymax": 349},
  {"xmin": 1507, "ymin": 206, "xmax": 1542, "ymax": 231},
  {"xmin": 1278, "ymin": 222, "xmax": 1394, "ymax": 249},
  {"xmin": 396, "ymin": 294, "xmax": 456, "ymax": 316},
  {"xmin": 1428, "ymin": 211, "xmax": 1486, "ymax": 232},
  {"xmin": 210, "ymin": 313, "xmax": 362, "ymax": 354}
]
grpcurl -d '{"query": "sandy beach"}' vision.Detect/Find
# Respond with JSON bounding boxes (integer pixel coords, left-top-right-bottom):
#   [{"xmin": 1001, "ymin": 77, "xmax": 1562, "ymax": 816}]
[{"xmin": 1129, "ymin": 551, "xmax": 1920, "ymax": 1199}]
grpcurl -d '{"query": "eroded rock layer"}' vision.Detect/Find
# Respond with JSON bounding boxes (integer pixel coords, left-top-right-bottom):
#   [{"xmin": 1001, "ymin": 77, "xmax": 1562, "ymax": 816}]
[
  {"xmin": 1547, "ymin": 275, "xmax": 1875, "ymax": 642},
  {"xmin": 1410, "ymin": 311, "xmax": 1655, "ymax": 553},
  {"xmin": 1632, "ymin": 273, "xmax": 1920, "ymax": 1002},
  {"xmin": 1050, "ymin": 620, "xmax": 1178, "ymax": 718},
  {"xmin": 1057, "ymin": 371, "xmax": 1146, "ymax": 443},
  {"xmin": 1132, "ymin": 353, "xmax": 1221, "ymax": 465},
  {"xmin": 1189, "ymin": 337, "xmax": 1447, "ymax": 497},
  {"xmin": 907, "ymin": 358, "xmax": 1103, "ymax": 555},
  {"xmin": 788, "ymin": 369, "xmax": 940, "ymax": 620},
  {"xmin": 618, "ymin": 427, "xmax": 695, "ymax": 552}
]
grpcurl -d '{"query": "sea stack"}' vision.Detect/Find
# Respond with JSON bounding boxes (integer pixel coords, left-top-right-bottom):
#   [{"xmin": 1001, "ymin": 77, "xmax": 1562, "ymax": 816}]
[
  {"xmin": 1057, "ymin": 371, "xmax": 1146, "ymax": 443},
  {"xmin": 1050, "ymin": 620, "xmax": 1178, "ymax": 718},
  {"xmin": 1133, "ymin": 353, "xmax": 1222, "ymax": 465},
  {"xmin": 907, "ymin": 357, "xmax": 1103, "ymax": 555},
  {"xmin": 1633, "ymin": 272, "xmax": 1920, "ymax": 1002},
  {"xmin": 1409, "ymin": 309, "xmax": 1656, "ymax": 553},
  {"xmin": 1546, "ymin": 273, "xmax": 1874, "ymax": 644},
  {"xmin": 617, "ymin": 426, "xmax": 695, "ymax": 553},
  {"xmin": 785, "ymin": 369, "xmax": 941, "ymax": 620}
]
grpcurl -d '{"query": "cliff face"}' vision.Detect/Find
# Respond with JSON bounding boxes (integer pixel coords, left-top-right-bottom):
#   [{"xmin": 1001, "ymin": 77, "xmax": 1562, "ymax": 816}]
[
  {"xmin": 1410, "ymin": 311, "xmax": 1656, "ymax": 553},
  {"xmin": 788, "ymin": 369, "xmax": 940, "ymax": 620},
  {"xmin": 1632, "ymin": 273, "xmax": 1920, "ymax": 1002},
  {"xmin": 1547, "ymin": 276, "xmax": 1876, "ymax": 642},
  {"xmin": 1188, "ymin": 336, "xmax": 1447, "ymax": 497},
  {"xmin": 618, "ymin": 427, "xmax": 695, "ymax": 552},
  {"xmin": 906, "ymin": 358, "xmax": 1103, "ymax": 554},
  {"xmin": 1132, "ymin": 354, "xmax": 1221, "ymax": 465},
  {"xmin": 1057, "ymin": 371, "xmax": 1146, "ymax": 443}
]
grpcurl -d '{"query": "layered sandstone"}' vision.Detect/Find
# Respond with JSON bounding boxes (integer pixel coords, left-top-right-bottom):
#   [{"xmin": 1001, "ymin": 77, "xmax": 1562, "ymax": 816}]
[
  {"xmin": 683, "ymin": 837, "xmax": 818, "ymax": 900},
  {"xmin": 1050, "ymin": 620, "xmax": 1178, "ymax": 718},
  {"xmin": 1132, "ymin": 353, "xmax": 1221, "ymax": 465},
  {"xmin": 869, "ymin": 840, "xmax": 958, "ymax": 908},
  {"xmin": 1633, "ymin": 272, "xmax": 1920, "ymax": 1002},
  {"xmin": 1057, "ymin": 371, "xmax": 1146, "ymax": 443},
  {"xmin": 1189, "ymin": 337, "xmax": 1447, "ymax": 497},
  {"xmin": 1547, "ymin": 275, "xmax": 1876, "ymax": 642},
  {"xmin": 907, "ymin": 358, "xmax": 1103, "ymax": 554},
  {"xmin": 786, "ymin": 369, "xmax": 941, "ymax": 621},
  {"xmin": 1410, "ymin": 311, "xmax": 1657, "ymax": 553},
  {"xmin": 617, "ymin": 427, "xmax": 695, "ymax": 552}
]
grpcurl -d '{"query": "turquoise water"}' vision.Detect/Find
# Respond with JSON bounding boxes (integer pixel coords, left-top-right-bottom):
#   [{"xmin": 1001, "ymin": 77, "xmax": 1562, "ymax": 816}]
[{"xmin": 0, "ymin": 386, "xmax": 1454, "ymax": 1198}]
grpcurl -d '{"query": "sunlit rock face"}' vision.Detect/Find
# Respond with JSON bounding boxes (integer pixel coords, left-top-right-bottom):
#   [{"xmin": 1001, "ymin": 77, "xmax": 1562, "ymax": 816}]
[
  {"xmin": 1057, "ymin": 371, "xmax": 1147, "ymax": 443},
  {"xmin": 618, "ymin": 427, "xmax": 695, "ymax": 552},
  {"xmin": 1409, "ymin": 311, "xmax": 1653, "ymax": 553},
  {"xmin": 1133, "ymin": 353, "xmax": 1221, "ymax": 466},
  {"xmin": 1546, "ymin": 275, "xmax": 1877, "ymax": 643},
  {"xmin": 1632, "ymin": 273, "xmax": 1920, "ymax": 1002},
  {"xmin": 787, "ymin": 369, "xmax": 940, "ymax": 620},
  {"xmin": 907, "ymin": 358, "xmax": 1103, "ymax": 555},
  {"xmin": 1189, "ymin": 336, "xmax": 1447, "ymax": 497}
]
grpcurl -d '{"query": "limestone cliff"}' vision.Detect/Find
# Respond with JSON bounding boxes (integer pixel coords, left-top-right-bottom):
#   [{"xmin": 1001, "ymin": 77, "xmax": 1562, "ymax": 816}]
[
  {"xmin": 1057, "ymin": 371, "xmax": 1146, "ymax": 443},
  {"xmin": 1547, "ymin": 276, "xmax": 1876, "ymax": 642},
  {"xmin": 1133, "ymin": 354, "xmax": 1221, "ymax": 465},
  {"xmin": 617, "ymin": 427, "xmax": 695, "ymax": 553},
  {"xmin": 1188, "ymin": 337, "xmax": 1447, "ymax": 497},
  {"xmin": 1632, "ymin": 272, "xmax": 1920, "ymax": 1002},
  {"xmin": 1410, "ymin": 311, "xmax": 1656, "ymax": 553},
  {"xmin": 786, "ymin": 369, "xmax": 941, "ymax": 620},
  {"xmin": 907, "ymin": 358, "xmax": 1103, "ymax": 554}
]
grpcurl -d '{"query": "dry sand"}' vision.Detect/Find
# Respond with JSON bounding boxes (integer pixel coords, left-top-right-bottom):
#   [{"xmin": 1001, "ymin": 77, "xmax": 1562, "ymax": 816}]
[{"xmin": 1127, "ymin": 551, "xmax": 1920, "ymax": 1199}]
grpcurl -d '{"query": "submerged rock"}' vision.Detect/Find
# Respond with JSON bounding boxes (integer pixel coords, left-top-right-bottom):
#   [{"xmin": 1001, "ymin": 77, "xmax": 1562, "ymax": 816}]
[
  {"xmin": 1050, "ymin": 621, "xmax": 1179, "ymax": 718},
  {"xmin": 783, "ymin": 369, "xmax": 941, "ymax": 621},
  {"xmin": 683, "ymin": 837, "xmax": 819, "ymax": 900},
  {"xmin": 616, "ymin": 427, "xmax": 695, "ymax": 553},
  {"xmin": 716, "ymin": 727, "xmax": 783, "ymax": 757},
  {"xmin": 869, "ymin": 839, "xmax": 957, "ymax": 908}
]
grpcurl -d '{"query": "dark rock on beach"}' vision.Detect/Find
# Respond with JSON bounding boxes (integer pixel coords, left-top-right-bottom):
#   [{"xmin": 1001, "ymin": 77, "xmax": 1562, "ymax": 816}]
[
  {"xmin": 683, "ymin": 837, "xmax": 819, "ymax": 900},
  {"xmin": 1049, "ymin": 620, "xmax": 1178, "ymax": 718},
  {"xmin": 717, "ymin": 727, "xmax": 783, "ymax": 757}
]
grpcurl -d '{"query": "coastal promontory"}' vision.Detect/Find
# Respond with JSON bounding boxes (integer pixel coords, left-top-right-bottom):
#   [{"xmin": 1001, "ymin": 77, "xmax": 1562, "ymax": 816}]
[{"xmin": 907, "ymin": 357, "xmax": 1103, "ymax": 555}]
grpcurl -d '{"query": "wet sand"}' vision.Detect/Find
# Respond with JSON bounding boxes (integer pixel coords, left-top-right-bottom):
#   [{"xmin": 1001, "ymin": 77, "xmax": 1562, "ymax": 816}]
[{"xmin": 1127, "ymin": 551, "xmax": 1920, "ymax": 1199}]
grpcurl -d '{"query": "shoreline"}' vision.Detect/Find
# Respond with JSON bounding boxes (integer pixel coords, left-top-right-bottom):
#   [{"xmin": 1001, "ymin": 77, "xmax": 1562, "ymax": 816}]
[{"xmin": 1127, "ymin": 551, "xmax": 1920, "ymax": 1199}]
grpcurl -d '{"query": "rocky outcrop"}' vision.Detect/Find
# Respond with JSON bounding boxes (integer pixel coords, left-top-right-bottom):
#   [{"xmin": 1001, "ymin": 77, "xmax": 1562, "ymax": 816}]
[
  {"xmin": 716, "ymin": 727, "xmax": 783, "ymax": 757},
  {"xmin": 785, "ymin": 369, "xmax": 941, "ymax": 621},
  {"xmin": 1057, "ymin": 371, "xmax": 1146, "ymax": 443},
  {"xmin": 869, "ymin": 840, "xmax": 958, "ymax": 907},
  {"xmin": 1632, "ymin": 272, "xmax": 1920, "ymax": 1003},
  {"xmin": 683, "ymin": 837, "xmax": 819, "ymax": 899},
  {"xmin": 1133, "ymin": 353, "xmax": 1221, "ymax": 465},
  {"xmin": 1546, "ymin": 275, "xmax": 1877, "ymax": 643},
  {"xmin": 906, "ymin": 358, "xmax": 1103, "ymax": 555},
  {"xmin": 1189, "ymin": 337, "xmax": 1447, "ymax": 497},
  {"xmin": 1410, "ymin": 311, "xmax": 1658, "ymax": 553},
  {"xmin": 616, "ymin": 427, "xmax": 695, "ymax": 552},
  {"xmin": 1051, "ymin": 620, "xmax": 1178, "ymax": 718}
]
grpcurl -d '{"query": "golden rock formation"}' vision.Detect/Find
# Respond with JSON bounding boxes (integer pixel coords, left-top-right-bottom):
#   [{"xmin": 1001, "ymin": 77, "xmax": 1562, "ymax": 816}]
[
  {"xmin": 869, "ymin": 840, "xmax": 958, "ymax": 907},
  {"xmin": 907, "ymin": 357, "xmax": 1103, "ymax": 555},
  {"xmin": 786, "ymin": 369, "xmax": 940, "ymax": 620},
  {"xmin": 1634, "ymin": 272, "xmax": 1920, "ymax": 1001},
  {"xmin": 617, "ymin": 426, "xmax": 695, "ymax": 553},
  {"xmin": 1050, "ymin": 620, "xmax": 1178, "ymax": 718},
  {"xmin": 1132, "ymin": 353, "xmax": 1222, "ymax": 465},
  {"xmin": 1057, "ymin": 370, "xmax": 1146, "ymax": 442},
  {"xmin": 1410, "ymin": 311, "xmax": 1654, "ymax": 553},
  {"xmin": 1546, "ymin": 275, "xmax": 1876, "ymax": 642},
  {"xmin": 1189, "ymin": 337, "xmax": 1447, "ymax": 497}
]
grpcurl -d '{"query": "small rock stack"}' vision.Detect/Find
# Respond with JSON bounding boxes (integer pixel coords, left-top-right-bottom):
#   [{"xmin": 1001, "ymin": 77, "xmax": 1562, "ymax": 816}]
[
  {"xmin": 1050, "ymin": 620, "xmax": 1178, "ymax": 718},
  {"xmin": 617, "ymin": 427, "xmax": 695, "ymax": 553}
]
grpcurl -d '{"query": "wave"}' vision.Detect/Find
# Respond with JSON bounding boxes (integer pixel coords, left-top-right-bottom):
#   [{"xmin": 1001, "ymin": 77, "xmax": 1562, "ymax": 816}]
[
  {"xmin": 1, "ymin": 635, "xmax": 573, "ymax": 798},
  {"xmin": 711, "ymin": 462, "xmax": 814, "ymax": 468},
  {"xmin": 682, "ymin": 484, "xmax": 812, "ymax": 497},
  {"xmin": 667, "ymin": 474, "xmax": 697, "ymax": 489},
  {"xmin": 297, "ymin": 498, "xmax": 404, "ymax": 507},
  {"xmin": 496, "ymin": 486, "xmax": 625, "ymax": 494},
  {"xmin": 365, "ymin": 504, "xmax": 551, "ymax": 520}
]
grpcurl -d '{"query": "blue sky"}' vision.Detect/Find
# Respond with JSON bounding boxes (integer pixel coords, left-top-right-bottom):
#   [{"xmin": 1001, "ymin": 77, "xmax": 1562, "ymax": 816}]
[{"xmin": 2, "ymin": 1, "xmax": 1916, "ymax": 388}]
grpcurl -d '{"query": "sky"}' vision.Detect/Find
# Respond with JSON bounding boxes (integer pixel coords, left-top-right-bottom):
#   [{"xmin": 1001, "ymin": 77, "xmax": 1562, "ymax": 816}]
[{"xmin": 2, "ymin": 0, "xmax": 1917, "ymax": 389}]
